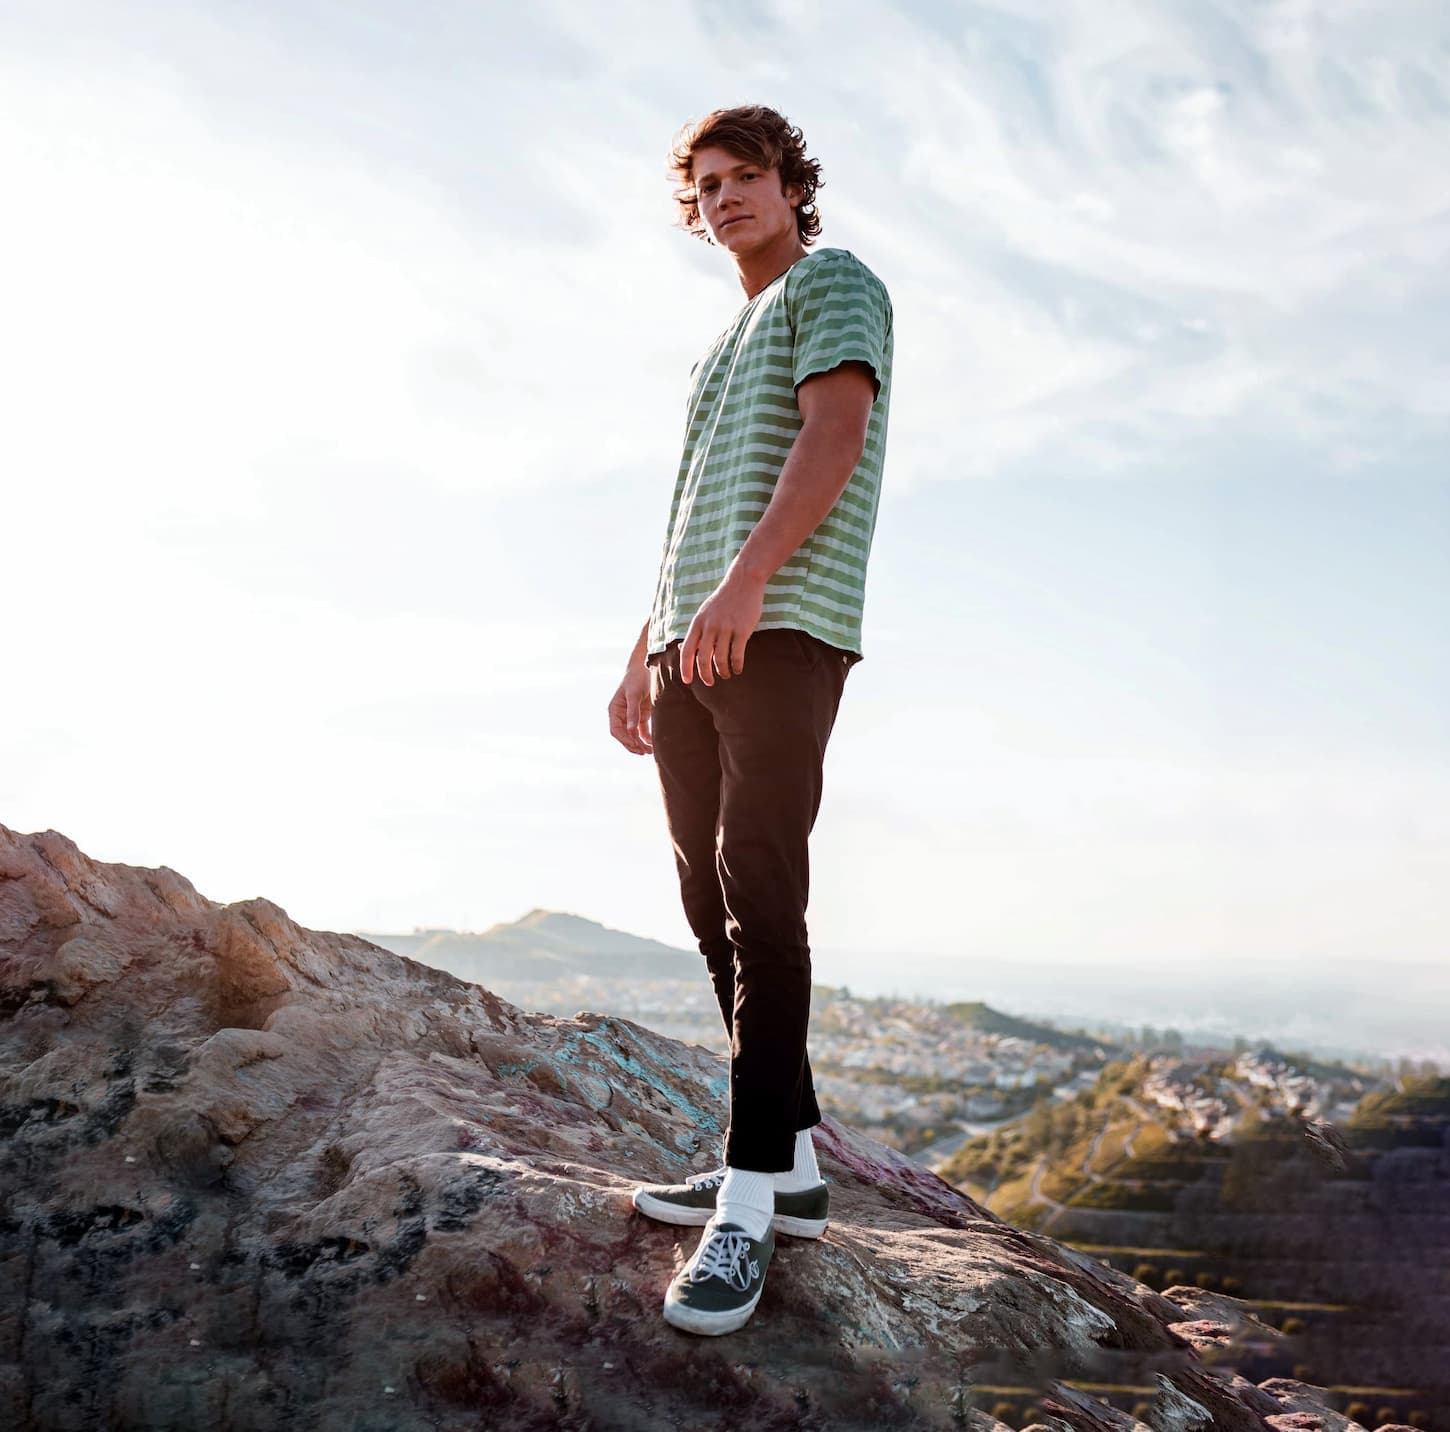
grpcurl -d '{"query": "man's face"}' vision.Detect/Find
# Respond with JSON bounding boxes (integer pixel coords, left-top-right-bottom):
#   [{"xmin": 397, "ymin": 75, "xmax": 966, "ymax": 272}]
[{"xmin": 691, "ymin": 143, "xmax": 802, "ymax": 254}]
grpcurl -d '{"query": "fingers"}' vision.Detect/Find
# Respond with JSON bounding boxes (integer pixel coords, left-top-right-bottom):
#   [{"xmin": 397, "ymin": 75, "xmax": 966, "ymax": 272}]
[
  {"xmin": 682, "ymin": 627, "xmax": 737, "ymax": 686},
  {"xmin": 607, "ymin": 689, "xmax": 635, "ymax": 752},
  {"xmin": 729, "ymin": 629, "xmax": 750, "ymax": 676},
  {"xmin": 679, "ymin": 626, "xmax": 702, "ymax": 686},
  {"xmin": 608, "ymin": 684, "xmax": 652, "ymax": 756},
  {"xmin": 696, "ymin": 639, "xmax": 717, "ymax": 686},
  {"xmin": 627, "ymin": 693, "xmax": 654, "ymax": 753},
  {"xmin": 607, "ymin": 702, "xmax": 630, "ymax": 751},
  {"xmin": 707, "ymin": 629, "xmax": 742, "ymax": 680},
  {"xmin": 678, "ymin": 632, "xmax": 692, "ymax": 684}
]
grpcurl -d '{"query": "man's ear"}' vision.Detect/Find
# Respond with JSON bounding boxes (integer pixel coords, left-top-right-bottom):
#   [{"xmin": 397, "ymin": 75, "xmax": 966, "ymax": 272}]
[{"xmin": 784, "ymin": 180, "xmax": 803, "ymax": 209}]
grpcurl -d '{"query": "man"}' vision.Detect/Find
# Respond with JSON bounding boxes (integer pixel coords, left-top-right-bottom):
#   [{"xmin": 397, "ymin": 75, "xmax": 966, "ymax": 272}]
[{"xmin": 607, "ymin": 104, "xmax": 893, "ymax": 1336}]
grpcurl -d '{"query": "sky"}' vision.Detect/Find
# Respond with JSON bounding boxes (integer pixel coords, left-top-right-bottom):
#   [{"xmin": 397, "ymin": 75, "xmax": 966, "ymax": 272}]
[{"xmin": 2, "ymin": 1, "xmax": 1447, "ymax": 1051}]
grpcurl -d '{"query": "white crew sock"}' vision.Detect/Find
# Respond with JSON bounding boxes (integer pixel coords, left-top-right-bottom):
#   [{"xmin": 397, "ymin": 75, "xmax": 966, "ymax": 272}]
[
  {"xmin": 715, "ymin": 1166, "xmax": 774, "ymax": 1240},
  {"xmin": 774, "ymin": 1127, "xmax": 822, "ymax": 1193}
]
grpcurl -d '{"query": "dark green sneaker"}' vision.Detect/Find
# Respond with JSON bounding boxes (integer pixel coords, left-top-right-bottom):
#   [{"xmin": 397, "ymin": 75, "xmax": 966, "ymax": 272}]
[
  {"xmin": 632, "ymin": 1166, "xmax": 727, "ymax": 1226},
  {"xmin": 662, "ymin": 1218, "xmax": 775, "ymax": 1335},
  {"xmin": 632, "ymin": 1168, "xmax": 829, "ymax": 1238},
  {"xmin": 769, "ymin": 1181, "xmax": 830, "ymax": 1238}
]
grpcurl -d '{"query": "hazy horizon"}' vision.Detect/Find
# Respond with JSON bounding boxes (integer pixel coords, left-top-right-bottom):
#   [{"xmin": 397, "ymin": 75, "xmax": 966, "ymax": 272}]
[{"xmin": 352, "ymin": 907, "xmax": 1450, "ymax": 1068}]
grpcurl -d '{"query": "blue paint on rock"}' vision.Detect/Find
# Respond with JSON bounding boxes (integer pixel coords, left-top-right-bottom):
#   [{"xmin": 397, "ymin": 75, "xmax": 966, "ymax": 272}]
[
  {"xmin": 551, "ymin": 1022, "xmax": 722, "ymax": 1135},
  {"xmin": 495, "ymin": 1060, "xmax": 540, "ymax": 1079}
]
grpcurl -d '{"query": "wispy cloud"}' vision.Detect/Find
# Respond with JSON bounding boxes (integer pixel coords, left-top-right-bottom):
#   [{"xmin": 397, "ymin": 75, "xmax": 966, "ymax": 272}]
[{"xmin": 746, "ymin": 0, "xmax": 1450, "ymax": 482}]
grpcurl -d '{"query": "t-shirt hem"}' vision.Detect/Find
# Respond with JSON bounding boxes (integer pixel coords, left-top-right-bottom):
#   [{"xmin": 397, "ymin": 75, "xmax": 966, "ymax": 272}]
[{"xmin": 647, "ymin": 616, "xmax": 863, "ymax": 666}]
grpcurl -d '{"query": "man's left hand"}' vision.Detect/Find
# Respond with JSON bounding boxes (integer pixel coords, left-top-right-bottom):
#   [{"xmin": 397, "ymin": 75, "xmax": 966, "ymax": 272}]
[{"xmin": 679, "ymin": 569, "xmax": 766, "ymax": 685}]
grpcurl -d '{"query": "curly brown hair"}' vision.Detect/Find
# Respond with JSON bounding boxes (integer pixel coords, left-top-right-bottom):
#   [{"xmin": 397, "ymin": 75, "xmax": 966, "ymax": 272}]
[{"xmin": 667, "ymin": 104, "xmax": 823, "ymax": 247}]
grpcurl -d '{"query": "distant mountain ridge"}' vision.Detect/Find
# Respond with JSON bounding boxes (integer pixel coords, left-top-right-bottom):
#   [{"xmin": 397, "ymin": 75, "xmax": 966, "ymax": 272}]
[
  {"xmin": 358, "ymin": 909, "xmax": 698, "ymax": 986},
  {"xmin": 943, "ymin": 999, "xmax": 1112, "ymax": 1053},
  {"xmin": 369, "ymin": 919, "xmax": 1118, "ymax": 1057}
]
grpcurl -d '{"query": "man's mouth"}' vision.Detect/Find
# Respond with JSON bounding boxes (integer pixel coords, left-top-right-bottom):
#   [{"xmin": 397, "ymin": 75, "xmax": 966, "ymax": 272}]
[{"xmin": 721, "ymin": 216, "xmax": 751, "ymax": 228}]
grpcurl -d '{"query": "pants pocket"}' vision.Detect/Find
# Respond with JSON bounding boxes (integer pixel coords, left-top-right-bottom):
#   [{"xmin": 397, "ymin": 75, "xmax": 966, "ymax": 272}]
[{"xmin": 789, "ymin": 628, "xmax": 823, "ymax": 671}]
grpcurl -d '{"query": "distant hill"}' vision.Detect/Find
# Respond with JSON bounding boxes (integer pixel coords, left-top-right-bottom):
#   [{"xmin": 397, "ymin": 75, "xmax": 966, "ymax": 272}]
[
  {"xmin": 942, "ymin": 1000, "xmax": 1112, "ymax": 1054},
  {"xmin": 1249, "ymin": 1043, "xmax": 1368, "ymax": 1084},
  {"xmin": 1349, "ymin": 1074, "xmax": 1450, "ymax": 1127},
  {"xmin": 359, "ymin": 909, "xmax": 698, "ymax": 986}
]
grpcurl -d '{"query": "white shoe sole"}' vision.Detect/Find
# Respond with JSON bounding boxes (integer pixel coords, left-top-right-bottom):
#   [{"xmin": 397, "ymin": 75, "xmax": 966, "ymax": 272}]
[
  {"xmin": 632, "ymin": 1189, "xmax": 827, "ymax": 1239},
  {"xmin": 632, "ymin": 1188, "xmax": 713, "ymax": 1226},
  {"xmin": 662, "ymin": 1282, "xmax": 765, "ymax": 1335},
  {"xmin": 770, "ymin": 1212, "xmax": 829, "ymax": 1238}
]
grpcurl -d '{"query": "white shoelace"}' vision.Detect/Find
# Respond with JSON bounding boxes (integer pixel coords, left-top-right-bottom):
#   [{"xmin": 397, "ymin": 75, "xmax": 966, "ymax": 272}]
[
  {"xmin": 688, "ymin": 1225, "xmax": 760, "ymax": 1292},
  {"xmin": 687, "ymin": 1169, "xmax": 726, "ymax": 1190}
]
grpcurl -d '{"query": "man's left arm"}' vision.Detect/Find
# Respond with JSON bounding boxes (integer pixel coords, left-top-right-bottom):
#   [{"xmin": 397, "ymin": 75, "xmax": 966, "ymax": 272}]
[{"xmin": 677, "ymin": 360, "xmax": 876, "ymax": 686}]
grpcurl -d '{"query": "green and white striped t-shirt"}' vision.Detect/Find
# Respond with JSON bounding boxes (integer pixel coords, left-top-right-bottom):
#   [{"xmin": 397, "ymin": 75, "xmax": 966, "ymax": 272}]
[{"xmin": 646, "ymin": 246, "xmax": 893, "ymax": 661}]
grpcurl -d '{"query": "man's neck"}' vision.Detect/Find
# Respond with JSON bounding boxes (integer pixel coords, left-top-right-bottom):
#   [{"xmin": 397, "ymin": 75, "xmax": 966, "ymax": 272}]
[{"xmin": 733, "ymin": 234, "xmax": 809, "ymax": 301}]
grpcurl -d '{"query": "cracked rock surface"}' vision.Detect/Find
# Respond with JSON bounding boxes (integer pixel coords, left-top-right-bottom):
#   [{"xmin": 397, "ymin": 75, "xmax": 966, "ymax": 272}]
[{"xmin": 0, "ymin": 825, "xmax": 1367, "ymax": 1430}]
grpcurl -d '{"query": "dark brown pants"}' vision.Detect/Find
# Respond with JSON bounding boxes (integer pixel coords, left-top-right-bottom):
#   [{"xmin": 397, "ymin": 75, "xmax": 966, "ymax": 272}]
[{"xmin": 647, "ymin": 627, "xmax": 853, "ymax": 1171}]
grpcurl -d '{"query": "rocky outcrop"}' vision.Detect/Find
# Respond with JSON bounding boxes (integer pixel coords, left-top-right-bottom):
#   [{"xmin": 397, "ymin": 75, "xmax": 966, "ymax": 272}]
[{"xmin": 0, "ymin": 825, "xmax": 1392, "ymax": 1430}]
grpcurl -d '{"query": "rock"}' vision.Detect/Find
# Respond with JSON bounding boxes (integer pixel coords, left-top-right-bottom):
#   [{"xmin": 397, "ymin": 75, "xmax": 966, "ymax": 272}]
[
  {"xmin": 1300, "ymin": 1117, "xmax": 1350, "ymax": 1173},
  {"xmin": 1038, "ymin": 1379, "xmax": 1144, "ymax": 1428},
  {"xmin": 1256, "ymin": 1378, "xmax": 1373, "ymax": 1430},
  {"xmin": 1156, "ymin": 1284, "xmax": 1279, "ymax": 1356},
  {"xmin": 0, "ymin": 825, "xmax": 1377, "ymax": 1430}
]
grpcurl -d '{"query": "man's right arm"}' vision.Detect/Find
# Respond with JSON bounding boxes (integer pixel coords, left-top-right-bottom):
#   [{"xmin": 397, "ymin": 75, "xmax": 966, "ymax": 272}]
[{"xmin": 608, "ymin": 620, "xmax": 654, "ymax": 755}]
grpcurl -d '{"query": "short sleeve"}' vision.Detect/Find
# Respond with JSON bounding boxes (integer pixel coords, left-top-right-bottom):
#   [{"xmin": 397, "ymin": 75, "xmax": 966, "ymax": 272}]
[{"xmin": 786, "ymin": 251, "xmax": 891, "ymax": 401}]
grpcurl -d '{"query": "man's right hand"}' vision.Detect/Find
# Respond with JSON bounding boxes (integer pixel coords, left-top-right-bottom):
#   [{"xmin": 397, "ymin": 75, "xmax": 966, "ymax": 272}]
[{"xmin": 608, "ymin": 664, "xmax": 654, "ymax": 755}]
